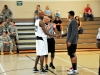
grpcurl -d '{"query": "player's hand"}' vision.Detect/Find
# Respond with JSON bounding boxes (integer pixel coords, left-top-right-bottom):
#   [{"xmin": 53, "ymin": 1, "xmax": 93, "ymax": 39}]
[
  {"xmin": 67, "ymin": 42, "xmax": 71, "ymax": 47},
  {"xmin": 55, "ymin": 34, "xmax": 59, "ymax": 38}
]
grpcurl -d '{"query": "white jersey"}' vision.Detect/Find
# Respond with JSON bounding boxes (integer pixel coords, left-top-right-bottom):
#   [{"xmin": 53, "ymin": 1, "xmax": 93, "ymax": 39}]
[{"xmin": 35, "ymin": 19, "xmax": 47, "ymax": 37}]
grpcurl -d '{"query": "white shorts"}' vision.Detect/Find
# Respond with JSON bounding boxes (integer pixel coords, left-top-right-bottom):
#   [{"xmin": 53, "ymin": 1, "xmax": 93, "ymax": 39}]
[{"xmin": 36, "ymin": 37, "xmax": 48, "ymax": 56}]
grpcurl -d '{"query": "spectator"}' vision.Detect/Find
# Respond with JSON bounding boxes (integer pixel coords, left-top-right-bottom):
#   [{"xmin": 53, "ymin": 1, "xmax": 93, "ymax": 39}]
[
  {"xmin": 45, "ymin": 5, "xmax": 52, "ymax": 20},
  {"xmin": 34, "ymin": 5, "xmax": 42, "ymax": 22},
  {"xmin": 84, "ymin": 4, "xmax": 94, "ymax": 21},
  {"xmin": 0, "ymin": 31, "xmax": 13, "ymax": 55},
  {"xmin": 0, "ymin": 21, "xmax": 5, "ymax": 36},
  {"xmin": 4, "ymin": 19, "xmax": 12, "ymax": 31},
  {"xmin": 75, "ymin": 16, "xmax": 83, "ymax": 34},
  {"xmin": 8, "ymin": 22, "xmax": 18, "ymax": 45},
  {"xmin": 2, "ymin": 5, "xmax": 13, "ymax": 21},
  {"xmin": 55, "ymin": 9, "xmax": 60, "ymax": 18},
  {"xmin": 53, "ymin": 17, "xmax": 64, "ymax": 34}
]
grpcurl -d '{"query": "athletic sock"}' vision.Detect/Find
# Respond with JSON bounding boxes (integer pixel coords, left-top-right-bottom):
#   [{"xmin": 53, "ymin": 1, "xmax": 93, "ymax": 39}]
[{"xmin": 72, "ymin": 63, "xmax": 77, "ymax": 70}]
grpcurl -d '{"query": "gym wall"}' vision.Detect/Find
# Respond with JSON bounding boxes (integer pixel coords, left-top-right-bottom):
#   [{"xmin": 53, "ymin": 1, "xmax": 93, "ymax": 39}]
[{"xmin": 0, "ymin": 0, "xmax": 100, "ymax": 19}]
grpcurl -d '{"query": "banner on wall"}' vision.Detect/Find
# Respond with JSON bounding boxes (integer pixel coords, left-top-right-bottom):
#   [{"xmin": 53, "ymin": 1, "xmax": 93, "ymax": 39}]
[{"xmin": 16, "ymin": 1, "xmax": 23, "ymax": 6}]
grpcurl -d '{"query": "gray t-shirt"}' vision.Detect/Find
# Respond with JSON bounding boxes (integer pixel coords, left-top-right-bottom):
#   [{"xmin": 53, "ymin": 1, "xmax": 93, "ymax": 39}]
[{"xmin": 62, "ymin": 18, "xmax": 78, "ymax": 44}]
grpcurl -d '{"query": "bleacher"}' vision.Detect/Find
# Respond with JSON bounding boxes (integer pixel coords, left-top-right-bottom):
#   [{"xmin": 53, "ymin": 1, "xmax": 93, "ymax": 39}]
[
  {"xmin": 55, "ymin": 18, "xmax": 100, "ymax": 52},
  {"xmin": 13, "ymin": 17, "xmax": 100, "ymax": 53}
]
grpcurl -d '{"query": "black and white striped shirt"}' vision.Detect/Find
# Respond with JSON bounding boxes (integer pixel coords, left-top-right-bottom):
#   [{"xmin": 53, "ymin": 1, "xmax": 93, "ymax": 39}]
[{"xmin": 45, "ymin": 23, "xmax": 54, "ymax": 39}]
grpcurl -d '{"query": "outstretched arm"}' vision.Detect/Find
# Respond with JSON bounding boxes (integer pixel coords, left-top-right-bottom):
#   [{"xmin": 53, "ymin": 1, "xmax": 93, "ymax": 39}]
[
  {"xmin": 39, "ymin": 20, "xmax": 56, "ymax": 37},
  {"xmin": 62, "ymin": 33, "xmax": 67, "ymax": 37}
]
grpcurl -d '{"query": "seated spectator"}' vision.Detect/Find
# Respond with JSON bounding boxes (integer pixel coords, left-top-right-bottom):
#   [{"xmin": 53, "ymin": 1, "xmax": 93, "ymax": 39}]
[
  {"xmin": 55, "ymin": 9, "xmax": 60, "ymax": 18},
  {"xmin": 4, "ymin": 18, "xmax": 12, "ymax": 31},
  {"xmin": 34, "ymin": 5, "xmax": 42, "ymax": 22},
  {"xmin": 84, "ymin": 4, "xmax": 94, "ymax": 21},
  {"xmin": 2, "ymin": 5, "xmax": 13, "ymax": 21},
  {"xmin": 0, "ymin": 21, "xmax": 5, "ymax": 36},
  {"xmin": 8, "ymin": 22, "xmax": 18, "ymax": 45},
  {"xmin": 53, "ymin": 17, "xmax": 64, "ymax": 34},
  {"xmin": 45, "ymin": 5, "xmax": 52, "ymax": 20},
  {"xmin": 0, "ymin": 31, "xmax": 13, "ymax": 55},
  {"xmin": 75, "ymin": 16, "xmax": 84, "ymax": 34}
]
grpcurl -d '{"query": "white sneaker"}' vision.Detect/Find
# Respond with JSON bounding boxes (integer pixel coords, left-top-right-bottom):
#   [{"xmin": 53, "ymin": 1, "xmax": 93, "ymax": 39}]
[
  {"xmin": 10, "ymin": 51, "xmax": 13, "ymax": 55},
  {"xmin": 75, "ymin": 70, "xmax": 78, "ymax": 74},
  {"xmin": 1, "ymin": 52, "xmax": 4, "ymax": 55},
  {"xmin": 67, "ymin": 70, "xmax": 78, "ymax": 75}
]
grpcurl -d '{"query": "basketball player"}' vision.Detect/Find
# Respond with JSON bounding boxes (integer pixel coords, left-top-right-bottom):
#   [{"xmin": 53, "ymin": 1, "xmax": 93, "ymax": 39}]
[
  {"xmin": 62, "ymin": 11, "xmax": 78, "ymax": 74},
  {"xmin": 33, "ymin": 12, "xmax": 58, "ymax": 74}
]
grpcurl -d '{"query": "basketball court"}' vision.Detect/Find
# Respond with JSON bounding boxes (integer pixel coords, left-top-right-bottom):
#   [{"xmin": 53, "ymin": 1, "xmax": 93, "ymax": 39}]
[{"xmin": 0, "ymin": 51, "xmax": 99, "ymax": 75}]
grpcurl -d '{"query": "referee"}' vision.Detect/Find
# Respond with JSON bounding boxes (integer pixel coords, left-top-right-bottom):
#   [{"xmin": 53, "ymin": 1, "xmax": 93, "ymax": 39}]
[{"xmin": 44, "ymin": 18, "xmax": 57, "ymax": 70}]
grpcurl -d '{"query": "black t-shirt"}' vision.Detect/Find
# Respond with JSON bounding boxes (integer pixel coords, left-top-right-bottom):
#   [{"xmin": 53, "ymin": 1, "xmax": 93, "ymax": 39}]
[
  {"xmin": 53, "ymin": 20, "xmax": 62, "ymax": 24},
  {"xmin": 35, "ymin": 10, "xmax": 38, "ymax": 15}
]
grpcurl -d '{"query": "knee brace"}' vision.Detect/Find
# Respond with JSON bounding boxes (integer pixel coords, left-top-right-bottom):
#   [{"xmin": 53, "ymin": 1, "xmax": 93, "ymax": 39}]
[
  {"xmin": 45, "ymin": 55, "xmax": 48, "ymax": 57},
  {"xmin": 51, "ymin": 52, "xmax": 55, "ymax": 58},
  {"xmin": 69, "ymin": 54, "xmax": 74, "ymax": 58}
]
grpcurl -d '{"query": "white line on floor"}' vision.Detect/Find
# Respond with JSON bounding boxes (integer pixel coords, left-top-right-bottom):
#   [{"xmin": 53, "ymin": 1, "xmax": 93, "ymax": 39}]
[
  {"xmin": 0, "ymin": 64, "xmax": 6, "ymax": 75},
  {"xmin": 55, "ymin": 56, "xmax": 98, "ymax": 75}
]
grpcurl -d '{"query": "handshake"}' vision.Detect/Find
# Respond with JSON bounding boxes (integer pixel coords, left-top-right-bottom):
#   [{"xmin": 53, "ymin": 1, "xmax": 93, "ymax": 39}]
[{"xmin": 54, "ymin": 34, "xmax": 62, "ymax": 38}]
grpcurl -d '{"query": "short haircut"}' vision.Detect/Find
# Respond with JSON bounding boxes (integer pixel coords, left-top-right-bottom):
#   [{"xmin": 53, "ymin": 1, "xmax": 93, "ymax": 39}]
[
  {"xmin": 87, "ymin": 4, "xmax": 89, "ymax": 6},
  {"xmin": 37, "ymin": 5, "xmax": 40, "ymax": 7},
  {"xmin": 4, "ymin": 5, "xmax": 8, "ymax": 9},
  {"xmin": 68, "ymin": 11, "xmax": 75, "ymax": 16},
  {"xmin": 4, "ymin": 5, "xmax": 7, "ymax": 7},
  {"xmin": 12, "ymin": 21, "xmax": 15, "ymax": 24},
  {"xmin": 3, "ymin": 31, "xmax": 8, "ymax": 34}
]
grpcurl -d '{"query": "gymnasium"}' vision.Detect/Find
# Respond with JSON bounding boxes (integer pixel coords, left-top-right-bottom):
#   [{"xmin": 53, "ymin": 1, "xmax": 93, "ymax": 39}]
[{"xmin": 0, "ymin": 0, "xmax": 100, "ymax": 75}]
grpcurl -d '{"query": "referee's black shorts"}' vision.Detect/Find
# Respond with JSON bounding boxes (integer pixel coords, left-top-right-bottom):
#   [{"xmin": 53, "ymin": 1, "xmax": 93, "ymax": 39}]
[
  {"xmin": 67, "ymin": 44, "xmax": 77, "ymax": 55},
  {"xmin": 47, "ymin": 38, "xmax": 55, "ymax": 52}
]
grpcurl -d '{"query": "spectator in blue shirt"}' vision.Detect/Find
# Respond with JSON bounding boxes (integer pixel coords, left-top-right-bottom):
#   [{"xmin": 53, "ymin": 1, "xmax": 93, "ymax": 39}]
[{"xmin": 45, "ymin": 5, "xmax": 52, "ymax": 20}]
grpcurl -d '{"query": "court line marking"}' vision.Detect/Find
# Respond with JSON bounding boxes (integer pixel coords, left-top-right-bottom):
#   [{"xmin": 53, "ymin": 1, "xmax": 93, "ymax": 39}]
[
  {"xmin": 55, "ymin": 56, "xmax": 98, "ymax": 75},
  {"xmin": 26, "ymin": 55, "xmax": 57, "ymax": 75},
  {"xmin": 0, "ymin": 64, "xmax": 7, "ymax": 75}
]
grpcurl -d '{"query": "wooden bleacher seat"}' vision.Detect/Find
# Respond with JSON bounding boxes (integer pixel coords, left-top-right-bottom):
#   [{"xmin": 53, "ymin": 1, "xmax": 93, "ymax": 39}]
[{"xmin": 55, "ymin": 19, "xmax": 100, "ymax": 51}]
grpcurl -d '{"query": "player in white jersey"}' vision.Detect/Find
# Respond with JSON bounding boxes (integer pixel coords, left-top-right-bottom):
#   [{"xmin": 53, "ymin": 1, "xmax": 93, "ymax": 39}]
[{"xmin": 33, "ymin": 12, "xmax": 58, "ymax": 74}]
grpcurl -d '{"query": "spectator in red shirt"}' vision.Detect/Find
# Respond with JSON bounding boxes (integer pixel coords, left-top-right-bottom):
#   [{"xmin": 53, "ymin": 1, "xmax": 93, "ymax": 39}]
[{"xmin": 84, "ymin": 4, "xmax": 94, "ymax": 21}]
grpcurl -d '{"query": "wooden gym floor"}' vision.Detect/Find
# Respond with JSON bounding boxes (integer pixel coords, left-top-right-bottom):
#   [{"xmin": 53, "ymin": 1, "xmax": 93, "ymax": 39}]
[{"xmin": 0, "ymin": 51, "xmax": 99, "ymax": 75}]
